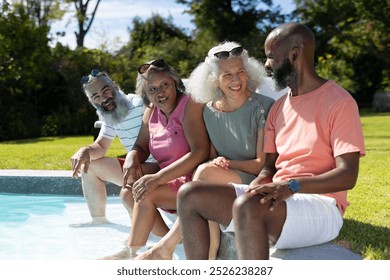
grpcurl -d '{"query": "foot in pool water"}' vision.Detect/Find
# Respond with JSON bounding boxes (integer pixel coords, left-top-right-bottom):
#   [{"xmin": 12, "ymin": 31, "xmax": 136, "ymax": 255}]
[
  {"xmin": 69, "ymin": 216, "xmax": 111, "ymax": 228},
  {"xmin": 97, "ymin": 246, "xmax": 139, "ymax": 260}
]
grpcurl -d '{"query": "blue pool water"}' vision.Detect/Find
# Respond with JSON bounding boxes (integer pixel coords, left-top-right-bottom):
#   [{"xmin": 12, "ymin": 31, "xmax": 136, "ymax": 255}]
[
  {"xmin": 1, "ymin": 194, "xmax": 70, "ymax": 223},
  {"xmin": 0, "ymin": 193, "xmax": 184, "ymax": 260}
]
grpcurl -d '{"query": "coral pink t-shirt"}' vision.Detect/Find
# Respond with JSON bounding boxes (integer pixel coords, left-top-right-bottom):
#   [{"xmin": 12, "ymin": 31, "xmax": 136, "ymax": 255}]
[{"xmin": 264, "ymin": 81, "xmax": 365, "ymax": 215}]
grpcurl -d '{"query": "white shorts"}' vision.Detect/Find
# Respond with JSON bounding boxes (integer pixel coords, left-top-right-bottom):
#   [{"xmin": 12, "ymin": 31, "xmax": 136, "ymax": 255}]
[
  {"xmin": 274, "ymin": 193, "xmax": 343, "ymax": 249},
  {"xmin": 223, "ymin": 184, "xmax": 343, "ymax": 249},
  {"xmin": 221, "ymin": 183, "xmax": 248, "ymax": 232}
]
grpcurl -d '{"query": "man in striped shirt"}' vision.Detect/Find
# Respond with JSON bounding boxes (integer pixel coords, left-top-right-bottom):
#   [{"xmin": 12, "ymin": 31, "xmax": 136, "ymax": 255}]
[{"xmin": 71, "ymin": 70, "xmax": 156, "ymax": 226}]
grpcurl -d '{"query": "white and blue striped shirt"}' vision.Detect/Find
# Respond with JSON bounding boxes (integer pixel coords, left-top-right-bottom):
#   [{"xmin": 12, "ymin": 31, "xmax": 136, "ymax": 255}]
[{"xmin": 98, "ymin": 94, "xmax": 144, "ymax": 152}]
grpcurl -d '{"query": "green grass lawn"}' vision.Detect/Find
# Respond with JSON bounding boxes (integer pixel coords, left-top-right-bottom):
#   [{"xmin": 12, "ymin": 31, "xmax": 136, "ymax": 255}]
[
  {"xmin": 0, "ymin": 110, "xmax": 389, "ymax": 259},
  {"xmin": 337, "ymin": 109, "xmax": 390, "ymax": 260},
  {"xmin": 0, "ymin": 136, "xmax": 126, "ymax": 170}
]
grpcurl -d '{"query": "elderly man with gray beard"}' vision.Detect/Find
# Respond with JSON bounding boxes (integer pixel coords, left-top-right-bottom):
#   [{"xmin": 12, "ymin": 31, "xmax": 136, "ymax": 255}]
[{"xmin": 71, "ymin": 69, "xmax": 156, "ymax": 226}]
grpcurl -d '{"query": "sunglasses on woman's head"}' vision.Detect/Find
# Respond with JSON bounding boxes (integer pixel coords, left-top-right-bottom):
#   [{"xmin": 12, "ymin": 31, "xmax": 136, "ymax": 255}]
[
  {"xmin": 80, "ymin": 69, "xmax": 103, "ymax": 85},
  {"xmin": 137, "ymin": 59, "xmax": 168, "ymax": 74},
  {"xmin": 213, "ymin": 46, "xmax": 244, "ymax": 60}
]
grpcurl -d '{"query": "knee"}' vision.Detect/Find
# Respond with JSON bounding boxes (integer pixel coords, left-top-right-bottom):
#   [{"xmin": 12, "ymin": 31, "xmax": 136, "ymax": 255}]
[
  {"xmin": 192, "ymin": 162, "xmax": 214, "ymax": 181},
  {"xmin": 178, "ymin": 181, "xmax": 197, "ymax": 202},
  {"xmin": 120, "ymin": 187, "xmax": 134, "ymax": 208},
  {"xmin": 81, "ymin": 160, "xmax": 98, "ymax": 178},
  {"xmin": 177, "ymin": 181, "xmax": 204, "ymax": 211},
  {"xmin": 233, "ymin": 194, "xmax": 264, "ymax": 220}
]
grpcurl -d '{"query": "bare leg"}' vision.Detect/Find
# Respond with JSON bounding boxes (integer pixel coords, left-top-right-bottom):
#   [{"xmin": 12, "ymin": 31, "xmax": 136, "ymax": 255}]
[
  {"xmin": 193, "ymin": 162, "xmax": 241, "ymax": 182},
  {"xmin": 192, "ymin": 162, "xmax": 242, "ymax": 259},
  {"xmin": 128, "ymin": 185, "xmax": 176, "ymax": 245},
  {"xmin": 178, "ymin": 181, "xmax": 237, "ymax": 259},
  {"xmin": 101, "ymin": 184, "xmax": 176, "ymax": 259},
  {"xmin": 208, "ymin": 221, "xmax": 221, "ymax": 259},
  {"xmin": 71, "ymin": 158, "xmax": 124, "ymax": 227},
  {"xmin": 72, "ymin": 159, "xmax": 159, "ymax": 227},
  {"xmin": 120, "ymin": 187, "xmax": 168, "ymax": 237},
  {"xmin": 233, "ymin": 193, "xmax": 286, "ymax": 260},
  {"xmin": 134, "ymin": 217, "xmax": 182, "ymax": 260}
]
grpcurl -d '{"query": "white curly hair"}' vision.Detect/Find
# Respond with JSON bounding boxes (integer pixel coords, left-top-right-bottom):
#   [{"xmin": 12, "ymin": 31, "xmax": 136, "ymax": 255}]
[{"xmin": 186, "ymin": 41, "xmax": 266, "ymax": 104}]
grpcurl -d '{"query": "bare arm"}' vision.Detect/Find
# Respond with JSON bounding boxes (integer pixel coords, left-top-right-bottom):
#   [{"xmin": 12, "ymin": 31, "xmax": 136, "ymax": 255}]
[
  {"xmin": 249, "ymin": 152, "xmax": 278, "ymax": 187},
  {"xmin": 70, "ymin": 136, "xmax": 112, "ymax": 177},
  {"xmin": 296, "ymin": 152, "xmax": 360, "ymax": 193},
  {"xmin": 209, "ymin": 143, "xmax": 218, "ymax": 160},
  {"xmin": 123, "ymin": 107, "xmax": 153, "ymax": 185},
  {"xmin": 127, "ymin": 106, "xmax": 153, "ymax": 162},
  {"xmin": 226, "ymin": 129, "xmax": 266, "ymax": 175},
  {"xmin": 154, "ymin": 99, "xmax": 210, "ymax": 184},
  {"xmin": 132, "ymin": 100, "xmax": 210, "ymax": 202},
  {"xmin": 248, "ymin": 152, "xmax": 361, "ymax": 211}
]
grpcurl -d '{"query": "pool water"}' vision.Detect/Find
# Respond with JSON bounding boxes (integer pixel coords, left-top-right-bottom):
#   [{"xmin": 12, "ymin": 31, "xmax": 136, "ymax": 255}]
[{"xmin": 0, "ymin": 193, "xmax": 185, "ymax": 260}]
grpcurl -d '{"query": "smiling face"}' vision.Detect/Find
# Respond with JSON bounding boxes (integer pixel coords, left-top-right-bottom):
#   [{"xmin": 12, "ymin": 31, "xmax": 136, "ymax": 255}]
[
  {"xmin": 144, "ymin": 70, "xmax": 178, "ymax": 116},
  {"xmin": 83, "ymin": 75, "xmax": 131, "ymax": 125},
  {"xmin": 84, "ymin": 76, "xmax": 118, "ymax": 112},
  {"xmin": 216, "ymin": 56, "xmax": 248, "ymax": 99}
]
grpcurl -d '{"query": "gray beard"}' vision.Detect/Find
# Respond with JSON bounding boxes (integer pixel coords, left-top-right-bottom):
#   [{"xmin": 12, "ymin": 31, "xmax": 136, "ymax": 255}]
[{"xmin": 94, "ymin": 90, "xmax": 131, "ymax": 126}]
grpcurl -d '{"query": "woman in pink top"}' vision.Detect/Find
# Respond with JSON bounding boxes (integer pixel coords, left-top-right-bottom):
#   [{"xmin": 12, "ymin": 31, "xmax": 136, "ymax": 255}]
[{"xmin": 101, "ymin": 59, "xmax": 209, "ymax": 259}]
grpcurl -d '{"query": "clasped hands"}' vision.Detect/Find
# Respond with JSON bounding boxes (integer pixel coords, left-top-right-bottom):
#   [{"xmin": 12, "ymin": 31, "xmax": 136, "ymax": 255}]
[{"xmin": 246, "ymin": 180, "xmax": 292, "ymax": 211}]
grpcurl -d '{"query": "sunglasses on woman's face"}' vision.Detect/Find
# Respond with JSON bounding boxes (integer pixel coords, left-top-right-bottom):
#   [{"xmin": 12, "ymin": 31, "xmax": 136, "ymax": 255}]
[
  {"xmin": 137, "ymin": 59, "xmax": 168, "ymax": 74},
  {"xmin": 213, "ymin": 46, "xmax": 244, "ymax": 60},
  {"xmin": 80, "ymin": 69, "xmax": 102, "ymax": 85}
]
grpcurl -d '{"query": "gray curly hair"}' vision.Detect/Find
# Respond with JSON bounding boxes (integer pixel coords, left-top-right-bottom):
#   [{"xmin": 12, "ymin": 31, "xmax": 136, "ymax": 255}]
[{"xmin": 186, "ymin": 41, "xmax": 266, "ymax": 104}]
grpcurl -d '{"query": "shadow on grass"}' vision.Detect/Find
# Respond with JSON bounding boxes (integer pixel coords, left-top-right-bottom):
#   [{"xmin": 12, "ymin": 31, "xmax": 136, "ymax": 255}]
[
  {"xmin": 359, "ymin": 109, "xmax": 390, "ymax": 117},
  {"xmin": 1, "ymin": 136, "xmax": 70, "ymax": 145},
  {"xmin": 338, "ymin": 218, "xmax": 390, "ymax": 260}
]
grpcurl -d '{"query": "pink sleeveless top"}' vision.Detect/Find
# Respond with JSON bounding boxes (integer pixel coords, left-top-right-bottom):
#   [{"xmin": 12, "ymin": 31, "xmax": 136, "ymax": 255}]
[{"xmin": 149, "ymin": 94, "xmax": 191, "ymax": 170}]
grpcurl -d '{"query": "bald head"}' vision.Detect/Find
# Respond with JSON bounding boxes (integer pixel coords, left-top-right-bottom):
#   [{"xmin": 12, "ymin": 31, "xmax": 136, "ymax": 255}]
[
  {"xmin": 266, "ymin": 23, "xmax": 316, "ymax": 63},
  {"xmin": 264, "ymin": 23, "xmax": 326, "ymax": 95}
]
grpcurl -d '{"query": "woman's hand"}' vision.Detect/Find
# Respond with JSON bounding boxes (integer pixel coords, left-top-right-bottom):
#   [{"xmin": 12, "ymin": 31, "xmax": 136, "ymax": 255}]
[
  {"xmin": 212, "ymin": 156, "xmax": 230, "ymax": 170},
  {"xmin": 123, "ymin": 152, "xmax": 143, "ymax": 188},
  {"xmin": 132, "ymin": 173, "xmax": 161, "ymax": 202}
]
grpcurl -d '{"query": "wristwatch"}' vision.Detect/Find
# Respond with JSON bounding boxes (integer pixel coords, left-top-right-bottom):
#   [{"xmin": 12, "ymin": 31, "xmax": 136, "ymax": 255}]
[{"xmin": 287, "ymin": 179, "xmax": 300, "ymax": 194}]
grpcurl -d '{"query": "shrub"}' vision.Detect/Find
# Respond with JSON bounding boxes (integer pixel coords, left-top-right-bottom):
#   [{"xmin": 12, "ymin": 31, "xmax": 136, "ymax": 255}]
[{"xmin": 372, "ymin": 92, "xmax": 390, "ymax": 112}]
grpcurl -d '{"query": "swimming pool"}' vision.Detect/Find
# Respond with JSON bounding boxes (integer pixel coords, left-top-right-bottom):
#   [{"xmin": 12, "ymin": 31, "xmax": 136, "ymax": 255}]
[{"xmin": 0, "ymin": 193, "xmax": 185, "ymax": 260}]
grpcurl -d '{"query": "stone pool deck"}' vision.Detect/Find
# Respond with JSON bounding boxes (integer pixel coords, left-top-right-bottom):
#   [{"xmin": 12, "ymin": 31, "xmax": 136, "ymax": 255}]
[
  {"xmin": 0, "ymin": 169, "xmax": 119, "ymax": 196},
  {"xmin": 0, "ymin": 169, "xmax": 363, "ymax": 260}
]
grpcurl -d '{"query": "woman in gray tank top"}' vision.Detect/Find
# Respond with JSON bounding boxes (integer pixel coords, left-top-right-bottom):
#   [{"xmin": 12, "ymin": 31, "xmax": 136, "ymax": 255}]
[{"xmin": 185, "ymin": 41, "xmax": 275, "ymax": 259}]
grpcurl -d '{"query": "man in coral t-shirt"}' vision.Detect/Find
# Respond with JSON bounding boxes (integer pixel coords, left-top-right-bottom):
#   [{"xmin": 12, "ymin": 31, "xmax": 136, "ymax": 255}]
[
  {"xmin": 231, "ymin": 23, "xmax": 365, "ymax": 259},
  {"xmin": 178, "ymin": 23, "xmax": 365, "ymax": 260}
]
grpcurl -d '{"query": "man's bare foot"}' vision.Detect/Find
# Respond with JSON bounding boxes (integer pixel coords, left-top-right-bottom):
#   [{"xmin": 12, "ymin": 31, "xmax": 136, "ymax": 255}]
[
  {"xmin": 69, "ymin": 217, "xmax": 110, "ymax": 228},
  {"xmin": 132, "ymin": 245, "xmax": 173, "ymax": 260}
]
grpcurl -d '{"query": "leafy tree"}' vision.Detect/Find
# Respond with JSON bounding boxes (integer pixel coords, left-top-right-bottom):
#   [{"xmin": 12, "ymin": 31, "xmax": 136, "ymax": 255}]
[
  {"xmin": 0, "ymin": 3, "xmax": 53, "ymax": 140},
  {"xmin": 118, "ymin": 14, "xmax": 194, "ymax": 84},
  {"xmin": 293, "ymin": 0, "xmax": 390, "ymax": 106},
  {"xmin": 66, "ymin": 0, "xmax": 101, "ymax": 48},
  {"xmin": 12, "ymin": 0, "xmax": 66, "ymax": 27},
  {"xmin": 176, "ymin": 0, "xmax": 287, "ymax": 60}
]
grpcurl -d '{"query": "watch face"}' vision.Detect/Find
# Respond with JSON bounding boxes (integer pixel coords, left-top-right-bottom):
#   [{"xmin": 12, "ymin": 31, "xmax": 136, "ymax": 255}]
[{"xmin": 289, "ymin": 179, "xmax": 300, "ymax": 193}]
